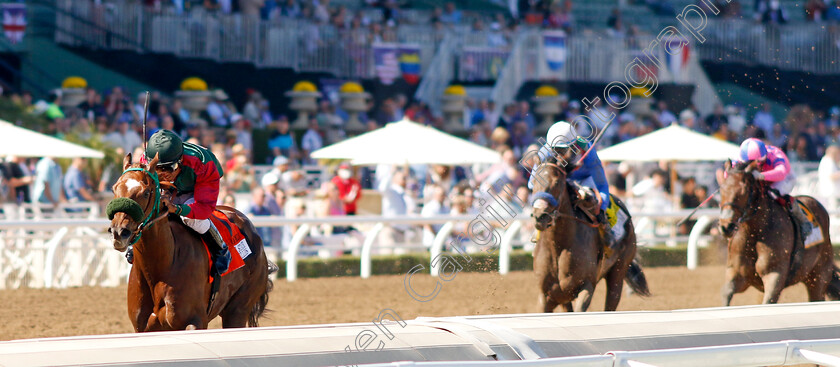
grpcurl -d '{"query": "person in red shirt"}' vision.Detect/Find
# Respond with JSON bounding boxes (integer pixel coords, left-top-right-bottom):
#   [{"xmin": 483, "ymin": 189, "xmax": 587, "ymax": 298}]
[{"xmin": 331, "ymin": 163, "xmax": 362, "ymax": 215}]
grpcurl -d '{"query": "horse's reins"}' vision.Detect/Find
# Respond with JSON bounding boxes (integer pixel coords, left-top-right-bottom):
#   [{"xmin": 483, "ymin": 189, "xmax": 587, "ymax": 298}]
[
  {"xmin": 531, "ymin": 163, "xmax": 601, "ymax": 229},
  {"xmin": 120, "ymin": 167, "xmax": 167, "ymax": 246}
]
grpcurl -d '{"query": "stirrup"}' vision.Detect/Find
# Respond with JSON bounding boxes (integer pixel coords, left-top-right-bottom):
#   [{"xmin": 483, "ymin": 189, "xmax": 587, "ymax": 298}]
[
  {"xmin": 207, "ymin": 222, "xmax": 231, "ymax": 274},
  {"xmin": 125, "ymin": 246, "xmax": 134, "ymax": 265}
]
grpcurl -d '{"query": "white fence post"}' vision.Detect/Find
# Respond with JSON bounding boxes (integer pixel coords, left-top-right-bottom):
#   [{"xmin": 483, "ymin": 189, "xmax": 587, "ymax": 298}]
[
  {"xmin": 499, "ymin": 220, "xmax": 522, "ymax": 275},
  {"xmin": 285, "ymin": 223, "xmax": 311, "ymax": 282},
  {"xmin": 43, "ymin": 227, "xmax": 70, "ymax": 289},
  {"xmin": 430, "ymin": 221, "xmax": 454, "ymax": 277},
  {"xmin": 686, "ymin": 215, "xmax": 715, "ymax": 271},
  {"xmin": 360, "ymin": 222, "xmax": 385, "ymax": 279}
]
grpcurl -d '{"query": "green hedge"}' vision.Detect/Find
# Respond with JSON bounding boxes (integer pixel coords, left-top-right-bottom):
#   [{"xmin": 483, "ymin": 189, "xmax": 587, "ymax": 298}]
[
  {"xmin": 274, "ymin": 245, "xmax": 840, "ymax": 279},
  {"xmin": 275, "ymin": 251, "xmax": 534, "ymax": 279}
]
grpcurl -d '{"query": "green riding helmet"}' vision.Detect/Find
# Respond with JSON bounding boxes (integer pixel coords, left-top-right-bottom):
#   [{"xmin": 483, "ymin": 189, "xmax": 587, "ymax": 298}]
[{"xmin": 145, "ymin": 129, "xmax": 184, "ymax": 165}]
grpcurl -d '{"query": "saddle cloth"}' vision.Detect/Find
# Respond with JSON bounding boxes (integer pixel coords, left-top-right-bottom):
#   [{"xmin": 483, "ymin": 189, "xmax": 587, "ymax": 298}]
[
  {"xmin": 574, "ymin": 185, "xmax": 629, "ymax": 242},
  {"xmin": 204, "ymin": 210, "xmax": 251, "ymax": 282},
  {"xmin": 605, "ymin": 195, "xmax": 629, "ymax": 241},
  {"xmin": 796, "ymin": 200, "xmax": 823, "ymax": 249}
]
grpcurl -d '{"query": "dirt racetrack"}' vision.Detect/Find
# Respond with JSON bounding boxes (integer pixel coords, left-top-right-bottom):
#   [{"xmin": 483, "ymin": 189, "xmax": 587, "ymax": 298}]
[{"xmin": 0, "ymin": 265, "xmax": 815, "ymax": 341}]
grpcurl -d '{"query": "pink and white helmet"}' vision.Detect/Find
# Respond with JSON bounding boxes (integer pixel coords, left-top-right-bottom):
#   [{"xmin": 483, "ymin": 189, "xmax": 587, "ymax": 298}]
[{"xmin": 739, "ymin": 138, "xmax": 767, "ymax": 161}]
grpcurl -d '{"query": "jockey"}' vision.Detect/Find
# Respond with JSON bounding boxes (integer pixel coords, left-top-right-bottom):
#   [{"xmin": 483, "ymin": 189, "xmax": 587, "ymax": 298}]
[
  {"xmin": 125, "ymin": 130, "xmax": 231, "ymax": 274},
  {"xmin": 527, "ymin": 121, "xmax": 615, "ymax": 247},
  {"xmin": 736, "ymin": 138, "xmax": 813, "ymax": 239}
]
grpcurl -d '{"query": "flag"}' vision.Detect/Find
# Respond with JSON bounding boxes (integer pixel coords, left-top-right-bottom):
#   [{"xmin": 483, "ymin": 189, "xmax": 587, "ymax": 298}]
[
  {"xmin": 2, "ymin": 3, "xmax": 25, "ymax": 45},
  {"xmin": 633, "ymin": 51, "xmax": 658, "ymax": 82},
  {"xmin": 399, "ymin": 45, "xmax": 421, "ymax": 85},
  {"xmin": 373, "ymin": 43, "xmax": 400, "ymax": 85},
  {"xmin": 664, "ymin": 36, "xmax": 690, "ymax": 81},
  {"xmin": 543, "ymin": 30, "xmax": 566, "ymax": 71}
]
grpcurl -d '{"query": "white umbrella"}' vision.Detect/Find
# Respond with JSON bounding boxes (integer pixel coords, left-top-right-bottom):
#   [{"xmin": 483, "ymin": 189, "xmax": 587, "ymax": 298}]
[
  {"xmin": 0, "ymin": 120, "xmax": 105, "ymax": 158},
  {"xmin": 598, "ymin": 124, "xmax": 740, "ymax": 162},
  {"xmin": 311, "ymin": 118, "xmax": 500, "ymax": 165}
]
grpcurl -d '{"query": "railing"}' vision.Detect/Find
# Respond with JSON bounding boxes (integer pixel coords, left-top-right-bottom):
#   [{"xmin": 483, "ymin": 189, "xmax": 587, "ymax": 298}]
[
  {"xmin": 0, "ymin": 210, "xmax": 728, "ymax": 287},
  {"xmin": 700, "ymin": 19, "xmax": 840, "ymax": 75},
  {"xmin": 53, "ymin": 1, "xmax": 443, "ymax": 79},
  {"xmin": 360, "ymin": 338, "xmax": 840, "ymax": 367},
  {"xmin": 1, "ymin": 197, "xmax": 837, "ymax": 287}
]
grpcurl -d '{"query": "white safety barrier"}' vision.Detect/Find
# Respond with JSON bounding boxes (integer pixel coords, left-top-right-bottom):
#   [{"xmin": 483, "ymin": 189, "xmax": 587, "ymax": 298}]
[
  {"xmin": 360, "ymin": 339, "xmax": 840, "ymax": 367},
  {"xmin": 4, "ymin": 207, "xmax": 840, "ymax": 286},
  {"xmin": 3, "ymin": 302, "xmax": 840, "ymax": 367}
]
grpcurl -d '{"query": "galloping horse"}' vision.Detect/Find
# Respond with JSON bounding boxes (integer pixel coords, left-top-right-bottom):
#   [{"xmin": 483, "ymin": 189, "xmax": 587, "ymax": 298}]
[
  {"xmin": 531, "ymin": 160, "xmax": 649, "ymax": 312},
  {"xmin": 108, "ymin": 153, "xmax": 274, "ymax": 331},
  {"xmin": 719, "ymin": 159, "xmax": 840, "ymax": 305}
]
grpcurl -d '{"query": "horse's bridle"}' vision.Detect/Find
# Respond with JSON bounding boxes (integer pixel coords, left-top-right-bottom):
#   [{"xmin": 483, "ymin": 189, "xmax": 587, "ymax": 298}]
[
  {"xmin": 530, "ymin": 162, "xmax": 600, "ymax": 228},
  {"xmin": 117, "ymin": 167, "xmax": 168, "ymax": 246},
  {"xmin": 720, "ymin": 176, "xmax": 761, "ymax": 229}
]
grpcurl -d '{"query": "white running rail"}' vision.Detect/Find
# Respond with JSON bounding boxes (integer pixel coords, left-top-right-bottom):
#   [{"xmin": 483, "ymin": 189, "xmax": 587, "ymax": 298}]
[{"xmin": 359, "ymin": 338, "xmax": 840, "ymax": 367}]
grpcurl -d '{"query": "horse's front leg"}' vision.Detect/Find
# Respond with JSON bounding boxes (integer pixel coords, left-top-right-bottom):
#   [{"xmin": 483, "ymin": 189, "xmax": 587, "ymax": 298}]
[
  {"xmin": 722, "ymin": 261, "xmax": 749, "ymax": 306},
  {"xmin": 573, "ymin": 281, "xmax": 595, "ymax": 312},
  {"xmin": 760, "ymin": 271, "xmax": 785, "ymax": 304},
  {"xmin": 127, "ymin": 269, "xmax": 154, "ymax": 332}
]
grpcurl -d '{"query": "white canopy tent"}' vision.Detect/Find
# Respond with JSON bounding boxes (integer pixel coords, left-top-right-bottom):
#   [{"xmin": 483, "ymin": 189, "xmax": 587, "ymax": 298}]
[
  {"xmin": 0, "ymin": 120, "xmax": 104, "ymax": 158},
  {"xmin": 311, "ymin": 118, "xmax": 500, "ymax": 165},
  {"xmin": 598, "ymin": 124, "xmax": 740, "ymax": 162}
]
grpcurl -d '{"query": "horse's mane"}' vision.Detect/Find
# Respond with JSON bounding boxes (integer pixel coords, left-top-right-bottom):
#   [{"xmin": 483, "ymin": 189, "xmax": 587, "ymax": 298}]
[{"xmin": 731, "ymin": 160, "xmax": 753, "ymax": 172}]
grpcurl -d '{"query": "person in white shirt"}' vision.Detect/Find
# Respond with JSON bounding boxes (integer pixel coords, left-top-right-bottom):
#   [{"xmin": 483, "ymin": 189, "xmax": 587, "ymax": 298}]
[
  {"xmin": 381, "ymin": 170, "xmax": 408, "ymax": 218},
  {"xmin": 818, "ymin": 144, "xmax": 840, "ymax": 205},
  {"xmin": 301, "ymin": 119, "xmax": 324, "ymax": 165},
  {"xmin": 103, "ymin": 121, "xmax": 142, "ymax": 154},
  {"xmin": 421, "ymin": 185, "xmax": 449, "ymax": 247}
]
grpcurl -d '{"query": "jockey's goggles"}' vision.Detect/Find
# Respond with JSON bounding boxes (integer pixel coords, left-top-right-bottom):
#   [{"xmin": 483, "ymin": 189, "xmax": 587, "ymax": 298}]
[{"xmin": 156, "ymin": 161, "xmax": 180, "ymax": 173}]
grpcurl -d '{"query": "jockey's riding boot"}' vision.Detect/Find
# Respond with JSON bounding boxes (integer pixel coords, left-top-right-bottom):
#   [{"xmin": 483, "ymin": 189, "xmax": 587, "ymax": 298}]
[
  {"xmin": 788, "ymin": 196, "xmax": 814, "ymax": 242},
  {"xmin": 597, "ymin": 211, "xmax": 617, "ymax": 252},
  {"xmin": 125, "ymin": 246, "xmax": 134, "ymax": 265},
  {"xmin": 207, "ymin": 222, "xmax": 231, "ymax": 275}
]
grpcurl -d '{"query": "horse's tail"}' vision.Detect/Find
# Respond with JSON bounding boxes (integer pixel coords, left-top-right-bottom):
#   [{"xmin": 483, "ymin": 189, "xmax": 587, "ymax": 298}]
[
  {"xmin": 624, "ymin": 259, "xmax": 651, "ymax": 297},
  {"xmin": 827, "ymin": 265, "xmax": 840, "ymax": 301},
  {"xmin": 248, "ymin": 262, "xmax": 276, "ymax": 327}
]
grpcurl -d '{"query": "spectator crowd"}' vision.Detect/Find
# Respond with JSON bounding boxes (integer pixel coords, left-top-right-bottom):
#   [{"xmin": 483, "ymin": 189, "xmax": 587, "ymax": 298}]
[{"xmin": 3, "ymin": 77, "xmax": 840, "ymax": 253}]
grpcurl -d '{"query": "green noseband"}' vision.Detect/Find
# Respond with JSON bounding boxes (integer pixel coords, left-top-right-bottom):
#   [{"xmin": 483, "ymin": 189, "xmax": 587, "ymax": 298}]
[
  {"xmin": 107, "ymin": 167, "xmax": 162, "ymax": 246},
  {"xmin": 106, "ymin": 198, "xmax": 144, "ymax": 222}
]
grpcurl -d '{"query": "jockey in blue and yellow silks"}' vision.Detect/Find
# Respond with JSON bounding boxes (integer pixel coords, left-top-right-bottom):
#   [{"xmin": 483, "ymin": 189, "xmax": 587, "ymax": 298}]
[{"xmin": 527, "ymin": 121, "xmax": 615, "ymax": 247}]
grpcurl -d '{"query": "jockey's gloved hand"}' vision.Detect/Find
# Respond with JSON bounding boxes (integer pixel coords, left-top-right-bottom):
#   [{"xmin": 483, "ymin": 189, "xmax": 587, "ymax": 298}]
[
  {"xmin": 751, "ymin": 171, "xmax": 764, "ymax": 180},
  {"xmin": 162, "ymin": 197, "xmax": 178, "ymax": 214}
]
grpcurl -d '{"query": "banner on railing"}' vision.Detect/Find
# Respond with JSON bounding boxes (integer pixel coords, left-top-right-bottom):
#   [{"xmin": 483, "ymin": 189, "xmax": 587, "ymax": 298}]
[
  {"xmin": 2, "ymin": 3, "xmax": 26, "ymax": 45},
  {"xmin": 543, "ymin": 30, "xmax": 566, "ymax": 71},
  {"xmin": 373, "ymin": 43, "xmax": 422, "ymax": 85},
  {"xmin": 459, "ymin": 47, "xmax": 509, "ymax": 81}
]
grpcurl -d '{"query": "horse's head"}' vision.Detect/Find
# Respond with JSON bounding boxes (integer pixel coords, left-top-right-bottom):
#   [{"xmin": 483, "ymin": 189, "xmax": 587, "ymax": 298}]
[
  {"xmin": 530, "ymin": 159, "xmax": 571, "ymax": 231},
  {"xmin": 107, "ymin": 153, "xmax": 161, "ymax": 252},
  {"xmin": 719, "ymin": 158, "xmax": 760, "ymax": 237}
]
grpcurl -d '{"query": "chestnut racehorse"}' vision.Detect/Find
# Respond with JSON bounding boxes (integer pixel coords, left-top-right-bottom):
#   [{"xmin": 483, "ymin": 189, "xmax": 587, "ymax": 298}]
[
  {"xmin": 531, "ymin": 161, "xmax": 649, "ymax": 312},
  {"xmin": 108, "ymin": 153, "xmax": 274, "ymax": 331},
  {"xmin": 719, "ymin": 159, "xmax": 840, "ymax": 305}
]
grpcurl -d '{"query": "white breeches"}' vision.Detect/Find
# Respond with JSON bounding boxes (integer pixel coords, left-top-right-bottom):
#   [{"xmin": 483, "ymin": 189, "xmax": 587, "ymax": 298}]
[
  {"xmin": 770, "ymin": 173, "xmax": 796, "ymax": 196},
  {"xmin": 180, "ymin": 198, "xmax": 210, "ymax": 234}
]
